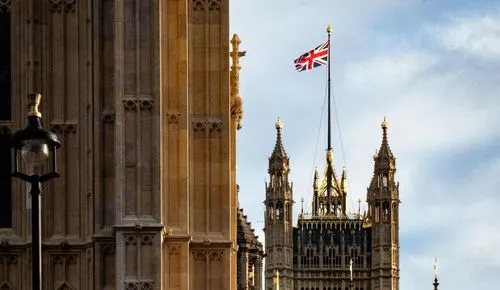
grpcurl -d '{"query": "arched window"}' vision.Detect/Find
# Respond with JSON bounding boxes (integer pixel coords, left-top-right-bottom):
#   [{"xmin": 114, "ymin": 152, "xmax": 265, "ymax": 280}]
[
  {"xmin": 276, "ymin": 201, "xmax": 283, "ymax": 221},
  {"xmin": 285, "ymin": 202, "xmax": 291, "ymax": 222},
  {"xmin": 269, "ymin": 204, "xmax": 274, "ymax": 221},
  {"xmin": 383, "ymin": 201, "xmax": 389, "ymax": 221}
]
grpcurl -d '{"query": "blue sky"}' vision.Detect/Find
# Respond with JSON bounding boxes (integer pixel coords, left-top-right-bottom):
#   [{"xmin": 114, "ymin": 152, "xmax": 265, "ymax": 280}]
[{"xmin": 231, "ymin": 1, "xmax": 500, "ymax": 289}]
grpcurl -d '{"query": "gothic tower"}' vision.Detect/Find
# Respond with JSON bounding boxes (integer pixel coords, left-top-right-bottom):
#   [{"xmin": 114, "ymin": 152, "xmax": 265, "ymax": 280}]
[
  {"xmin": 264, "ymin": 119, "xmax": 294, "ymax": 290},
  {"xmin": 367, "ymin": 118, "xmax": 400, "ymax": 290},
  {"xmin": 0, "ymin": 0, "xmax": 237, "ymax": 289}
]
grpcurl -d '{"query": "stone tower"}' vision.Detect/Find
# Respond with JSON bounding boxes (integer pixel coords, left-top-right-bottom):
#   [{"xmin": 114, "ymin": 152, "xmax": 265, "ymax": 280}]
[
  {"xmin": 0, "ymin": 0, "xmax": 238, "ymax": 289},
  {"xmin": 264, "ymin": 119, "xmax": 294, "ymax": 290},
  {"xmin": 367, "ymin": 118, "xmax": 400, "ymax": 290},
  {"xmin": 236, "ymin": 206, "xmax": 264, "ymax": 290}
]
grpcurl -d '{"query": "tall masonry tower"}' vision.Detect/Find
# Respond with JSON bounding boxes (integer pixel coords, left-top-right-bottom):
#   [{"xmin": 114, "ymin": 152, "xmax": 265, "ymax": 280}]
[
  {"xmin": 262, "ymin": 117, "xmax": 401, "ymax": 289},
  {"xmin": 366, "ymin": 118, "xmax": 400, "ymax": 290},
  {"xmin": 264, "ymin": 119, "xmax": 294, "ymax": 290},
  {"xmin": 0, "ymin": 1, "xmax": 238, "ymax": 289}
]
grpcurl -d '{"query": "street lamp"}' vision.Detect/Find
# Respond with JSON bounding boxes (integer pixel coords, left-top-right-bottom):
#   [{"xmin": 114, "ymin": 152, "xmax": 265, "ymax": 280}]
[{"xmin": 11, "ymin": 93, "xmax": 61, "ymax": 290}]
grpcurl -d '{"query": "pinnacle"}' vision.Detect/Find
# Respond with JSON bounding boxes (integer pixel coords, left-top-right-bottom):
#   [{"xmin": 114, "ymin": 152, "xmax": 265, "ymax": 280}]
[
  {"xmin": 377, "ymin": 117, "xmax": 394, "ymax": 159},
  {"xmin": 270, "ymin": 117, "xmax": 288, "ymax": 160}
]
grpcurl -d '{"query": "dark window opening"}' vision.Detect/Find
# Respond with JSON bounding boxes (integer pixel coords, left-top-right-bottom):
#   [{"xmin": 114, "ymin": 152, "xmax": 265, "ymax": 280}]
[{"xmin": 0, "ymin": 8, "xmax": 12, "ymax": 228}]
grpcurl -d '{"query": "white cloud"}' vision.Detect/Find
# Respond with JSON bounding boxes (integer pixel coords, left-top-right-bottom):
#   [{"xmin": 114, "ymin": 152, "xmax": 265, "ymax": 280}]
[
  {"xmin": 233, "ymin": 2, "xmax": 500, "ymax": 289},
  {"xmin": 435, "ymin": 10, "xmax": 500, "ymax": 61}
]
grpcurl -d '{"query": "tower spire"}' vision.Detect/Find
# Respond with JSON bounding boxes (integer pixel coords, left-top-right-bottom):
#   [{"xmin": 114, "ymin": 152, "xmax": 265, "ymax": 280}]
[
  {"xmin": 377, "ymin": 117, "xmax": 394, "ymax": 161},
  {"xmin": 433, "ymin": 258, "xmax": 439, "ymax": 290},
  {"xmin": 270, "ymin": 117, "xmax": 287, "ymax": 161}
]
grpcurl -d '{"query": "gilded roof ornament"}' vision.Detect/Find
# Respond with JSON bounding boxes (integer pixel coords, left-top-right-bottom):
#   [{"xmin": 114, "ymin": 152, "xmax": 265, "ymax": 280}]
[
  {"xmin": 275, "ymin": 117, "xmax": 283, "ymax": 129},
  {"xmin": 381, "ymin": 116, "xmax": 389, "ymax": 129},
  {"xmin": 230, "ymin": 33, "xmax": 246, "ymax": 130}
]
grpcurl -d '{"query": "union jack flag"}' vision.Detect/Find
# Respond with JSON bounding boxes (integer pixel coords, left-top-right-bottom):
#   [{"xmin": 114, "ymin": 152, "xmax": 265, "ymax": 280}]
[{"xmin": 294, "ymin": 40, "xmax": 330, "ymax": 72}]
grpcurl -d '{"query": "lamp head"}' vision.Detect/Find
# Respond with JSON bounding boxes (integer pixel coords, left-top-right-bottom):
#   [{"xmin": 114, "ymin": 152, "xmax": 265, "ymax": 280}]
[{"xmin": 11, "ymin": 94, "xmax": 60, "ymax": 166}]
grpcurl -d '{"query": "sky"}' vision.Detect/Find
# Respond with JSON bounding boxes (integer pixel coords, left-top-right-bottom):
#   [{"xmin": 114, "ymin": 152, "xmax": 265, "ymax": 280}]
[{"xmin": 230, "ymin": 1, "xmax": 500, "ymax": 289}]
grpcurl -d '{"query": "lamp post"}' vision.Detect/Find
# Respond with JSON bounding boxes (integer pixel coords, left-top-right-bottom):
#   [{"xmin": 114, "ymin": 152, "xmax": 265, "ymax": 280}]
[{"xmin": 11, "ymin": 93, "xmax": 61, "ymax": 290}]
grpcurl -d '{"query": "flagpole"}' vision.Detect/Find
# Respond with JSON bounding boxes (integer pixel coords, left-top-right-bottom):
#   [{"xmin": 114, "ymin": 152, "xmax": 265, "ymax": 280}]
[
  {"xmin": 327, "ymin": 24, "xmax": 332, "ymax": 151},
  {"xmin": 326, "ymin": 24, "xmax": 333, "ymax": 204}
]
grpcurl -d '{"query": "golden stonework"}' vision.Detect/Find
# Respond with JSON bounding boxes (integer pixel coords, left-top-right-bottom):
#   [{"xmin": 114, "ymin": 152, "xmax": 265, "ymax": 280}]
[{"xmin": 230, "ymin": 34, "xmax": 246, "ymax": 130}]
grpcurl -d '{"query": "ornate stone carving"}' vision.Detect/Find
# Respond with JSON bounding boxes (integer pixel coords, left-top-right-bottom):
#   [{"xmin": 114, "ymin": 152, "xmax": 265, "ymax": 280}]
[
  {"xmin": 192, "ymin": 0, "xmax": 220, "ymax": 11},
  {"xmin": 50, "ymin": 121, "xmax": 78, "ymax": 135},
  {"xmin": 102, "ymin": 244, "xmax": 115, "ymax": 255},
  {"xmin": 139, "ymin": 98, "xmax": 153, "ymax": 111},
  {"xmin": 208, "ymin": 251, "xmax": 223, "ymax": 263},
  {"xmin": 192, "ymin": 0, "xmax": 205, "ymax": 11},
  {"xmin": 123, "ymin": 99, "xmax": 137, "ymax": 111},
  {"xmin": 230, "ymin": 34, "xmax": 246, "ymax": 130},
  {"xmin": 52, "ymin": 255, "xmax": 64, "ymax": 265},
  {"xmin": 168, "ymin": 244, "xmax": 181, "ymax": 255},
  {"xmin": 209, "ymin": 121, "xmax": 223, "ymax": 133},
  {"xmin": 192, "ymin": 120, "xmax": 206, "ymax": 133},
  {"xmin": 101, "ymin": 111, "xmax": 115, "ymax": 124},
  {"xmin": 124, "ymin": 235, "xmax": 154, "ymax": 246},
  {"xmin": 50, "ymin": 0, "xmax": 76, "ymax": 13},
  {"xmin": 191, "ymin": 119, "xmax": 223, "ymax": 133},
  {"xmin": 0, "ymin": 254, "xmax": 18, "ymax": 265},
  {"xmin": 192, "ymin": 251, "xmax": 206, "ymax": 261},
  {"xmin": 0, "ymin": 0, "xmax": 11, "ymax": 13},
  {"xmin": 123, "ymin": 97, "xmax": 154, "ymax": 111},
  {"xmin": 192, "ymin": 250, "xmax": 223, "ymax": 263},
  {"xmin": 124, "ymin": 235, "xmax": 138, "ymax": 246},
  {"xmin": 140, "ymin": 235, "xmax": 153, "ymax": 246},
  {"xmin": 124, "ymin": 281, "xmax": 138, "ymax": 290},
  {"xmin": 208, "ymin": 0, "xmax": 221, "ymax": 11},
  {"xmin": 124, "ymin": 281, "xmax": 154, "ymax": 290},
  {"xmin": 166, "ymin": 112, "xmax": 180, "ymax": 124},
  {"xmin": 140, "ymin": 281, "xmax": 154, "ymax": 290}
]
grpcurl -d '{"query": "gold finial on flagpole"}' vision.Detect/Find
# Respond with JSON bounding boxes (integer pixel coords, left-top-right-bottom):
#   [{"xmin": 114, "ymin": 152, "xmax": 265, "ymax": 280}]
[{"xmin": 327, "ymin": 24, "xmax": 333, "ymax": 35}]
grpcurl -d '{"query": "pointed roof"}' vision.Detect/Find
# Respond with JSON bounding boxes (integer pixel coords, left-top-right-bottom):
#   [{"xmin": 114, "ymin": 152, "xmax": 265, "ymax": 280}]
[
  {"xmin": 237, "ymin": 207, "xmax": 264, "ymax": 254},
  {"xmin": 376, "ymin": 117, "xmax": 394, "ymax": 159},
  {"xmin": 373, "ymin": 117, "xmax": 396, "ymax": 172},
  {"xmin": 270, "ymin": 117, "xmax": 288, "ymax": 161}
]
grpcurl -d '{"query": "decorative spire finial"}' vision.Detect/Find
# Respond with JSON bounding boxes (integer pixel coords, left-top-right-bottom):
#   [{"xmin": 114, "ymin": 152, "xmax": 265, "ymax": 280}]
[
  {"xmin": 230, "ymin": 34, "xmax": 246, "ymax": 130},
  {"xmin": 27, "ymin": 93, "xmax": 42, "ymax": 118},
  {"xmin": 275, "ymin": 117, "xmax": 283, "ymax": 129},
  {"xmin": 381, "ymin": 116, "xmax": 388, "ymax": 130},
  {"xmin": 433, "ymin": 258, "xmax": 440, "ymax": 290},
  {"xmin": 270, "ymin": 118, "xmax": 288, "ymax": 163},
  {"xmin": 374, "ymin": 116, "xmax": 394, "ymax": 163},
  {"xmin": 301, "ymin": 197, "xmax": 304, "ymax": 213}
]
